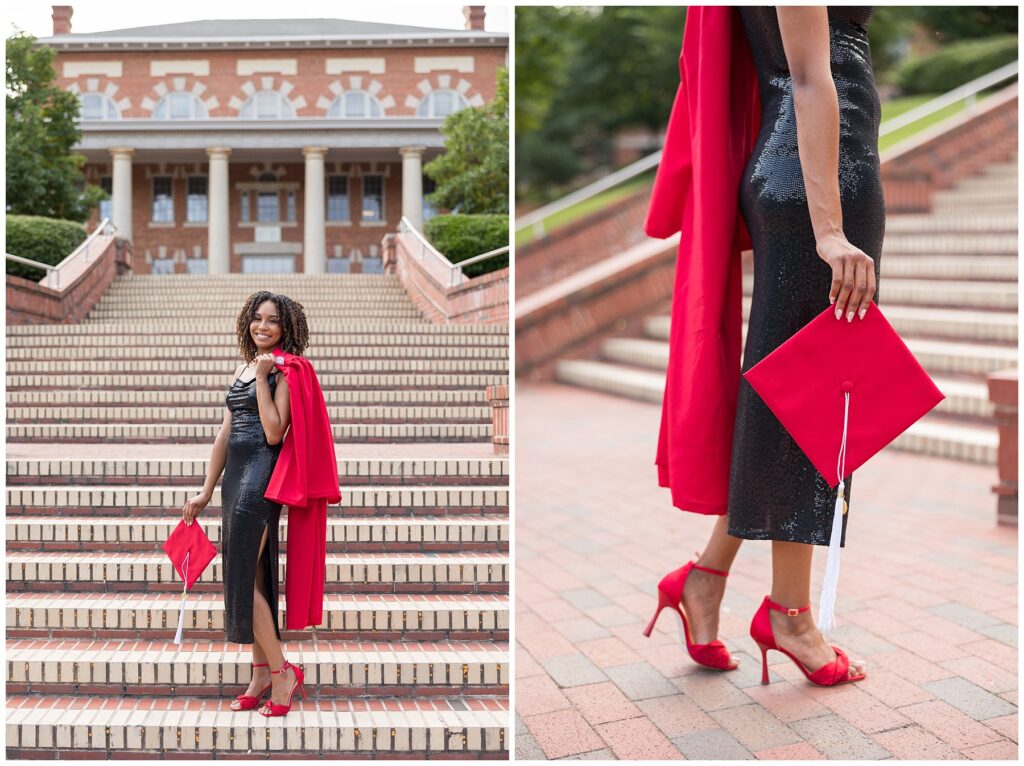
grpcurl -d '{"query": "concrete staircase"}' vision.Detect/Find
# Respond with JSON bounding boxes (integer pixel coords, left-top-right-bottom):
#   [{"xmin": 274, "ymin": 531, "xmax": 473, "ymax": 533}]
[
  {"xmin": 5, "ymin": 273, "xmax": 509, "ymax": 758},
  {"xmin": 556, "ymin": 156, "xmax": 1017, "ymax": 466}
]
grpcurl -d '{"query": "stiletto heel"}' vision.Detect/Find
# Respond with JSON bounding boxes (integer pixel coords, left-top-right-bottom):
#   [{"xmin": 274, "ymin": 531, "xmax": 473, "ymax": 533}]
[
  {"xmin": 232, "ymin": 662, "xmax": 271, "ymax": 711},
  {"xmin": 643, "ymin": 553, "xmax": 736, "ymax": 671},
  {"xmin": 259, "ymin": 659, "xmax": 306, "ymax": 717},
  {"xmin": 749, "ymin": 595, "xmax": 865, "ymax": 687}
]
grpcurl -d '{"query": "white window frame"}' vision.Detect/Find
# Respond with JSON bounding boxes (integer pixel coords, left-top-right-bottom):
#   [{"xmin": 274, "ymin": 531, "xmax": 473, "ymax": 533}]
[
  {"xmin": 80, "ymin": 92, "xmax": 119, "ymax": 120},
  {"xmin": 417, "ymin": 89, "xmax": 468, "ymax": 118},
  {"xmin": 240, "ymin": 90, "xmax": 295, "ymax": 119},
  {"xmin": 328, "ymin": 91, "xmax": 383, "ymax": 118},
  {"xmin": 327, "ymin": 175, "xmax": 350, "ymax": 222},
  {"xmin": 154, "ymin": 91, "xmax": 207, "ymax": 120},
  {"xmin": 151, "ymin": 176, "xmax": 174, "ymax": 223},
  {"xmin": 361, "ymin": 174, "xmax": 385, "ymax": 224}
]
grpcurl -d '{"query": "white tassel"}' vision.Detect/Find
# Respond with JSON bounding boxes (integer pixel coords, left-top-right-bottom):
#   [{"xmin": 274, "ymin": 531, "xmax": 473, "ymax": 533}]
[
  {"xmin": 173, "ymin": 550, "xmax": 190, "ymax": 645},
  {"xmin": 817, "ymin": 390, "xmax": 850, "ymax": 635}
]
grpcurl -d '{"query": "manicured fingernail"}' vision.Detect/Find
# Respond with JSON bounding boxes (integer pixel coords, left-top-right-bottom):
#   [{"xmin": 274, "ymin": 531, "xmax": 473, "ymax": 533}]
[
  {"xmin": 858, "ymin": 308, "xmax": 866, "ymax": 320},
  {"xmin": 830, "ymin": 295, "xmax": 836, "ymax": 304},
  {"xmin": 847, "ymin": 311, "xmax": 853, "ymax": 322},
  {"xmin": 835, "ymin": 307, "xmax": 842, "ymax": 320}
]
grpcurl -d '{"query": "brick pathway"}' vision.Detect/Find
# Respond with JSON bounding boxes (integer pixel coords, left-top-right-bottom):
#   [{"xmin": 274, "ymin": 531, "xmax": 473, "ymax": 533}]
[{"xmin": 516, "ymin": 383, "xmax": 1017, "ymax": 760}]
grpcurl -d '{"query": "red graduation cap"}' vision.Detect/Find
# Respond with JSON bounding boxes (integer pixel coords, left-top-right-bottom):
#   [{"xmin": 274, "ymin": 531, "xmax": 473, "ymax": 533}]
[
  {"xmin": 162, "ymin": 519, "xmax": 218, "ymax": 644},
  {"xmin": 743, "ymin": 301, "xmax": 945, "ymax": 632}
]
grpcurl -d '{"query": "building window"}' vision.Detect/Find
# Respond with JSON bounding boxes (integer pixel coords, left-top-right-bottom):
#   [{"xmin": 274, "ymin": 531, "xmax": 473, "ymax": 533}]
[
  {"xmin": 152, "ymin": 176, "xmax": 174, "ymax": 222},
  {"xmin": 327, "ymin": 176, "xmax": 349, "ymax": 221},
  {"xmin": 151, "ymin": 258, "xmax": 175, "ymax": 274},
  {"xmin": 186, "ymin": 258, "xmax": 208, "ymax": 274},
  {"xmin": 240, "ymin": 191, "xmax": 250, "ymax": 223},
  {"xmin": 154, "ymin": 92, "xmax": 207, "ymax": 119},
  {"xmin": 417, "ymin": 89, "xmax": 468, "ymax": 117},
  {"xmin": 79, "ymin": 92, "xmax": 119, "ymax": 120},
  {"xmin": 257, "ymin": 190, "xmax": 279, "ymax": 222},
  {"xmin": 187, "ymin": 177, "xmax": 208, "ymax": 222},
  {"xmin": 327, "ymin": 91, "xmax": 383, "ymax": 118},
  {"xmin": 286, "ymin": 190, "xmax": 296, "ymax": 223},
  {"xmin": 242, "ymin": 255, "xmax": 295, "ymax": 273},
  {"xmin": 99, "ymin": 176, "xmax": 113, "ymax": 221},
  {"xmin": 423, "ymin": 176, "xmax": 439, "ymax": 222},
  {"xmin": 240, "ymin": 91, "xmax": 295, "ymax": 119},
  {"xmin": 362, "ymin": 174, "xmax": 383, "ymax": 223}
]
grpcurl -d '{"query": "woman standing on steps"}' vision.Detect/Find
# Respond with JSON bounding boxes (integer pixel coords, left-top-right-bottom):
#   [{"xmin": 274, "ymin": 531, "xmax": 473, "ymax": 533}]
[
  {"xmin": 181, "ymin": 291, "xmax": 311, "ymax": 716},
  {"xmin": 645, "ymin": 6, "xmax": 882, "ymax": 686}
]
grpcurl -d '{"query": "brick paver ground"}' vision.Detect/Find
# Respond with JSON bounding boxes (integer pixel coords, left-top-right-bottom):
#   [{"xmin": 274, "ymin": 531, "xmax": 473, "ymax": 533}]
[{"xmin": 516, "ymin": 383, "xmax": 1017, "ymax": 760}]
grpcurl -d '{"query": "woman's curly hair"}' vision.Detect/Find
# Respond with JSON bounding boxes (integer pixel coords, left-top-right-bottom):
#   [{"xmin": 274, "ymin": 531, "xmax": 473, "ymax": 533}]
[{"xmin": 235, "ymin": 291, "xmax": 309, "ymax": 362}]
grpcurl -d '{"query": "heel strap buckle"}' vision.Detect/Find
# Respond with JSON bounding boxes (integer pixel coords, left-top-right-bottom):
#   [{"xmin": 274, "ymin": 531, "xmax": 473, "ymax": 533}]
[{"xmin": 787, "ymin": 608, "xmax": 801, "ymax": 616}]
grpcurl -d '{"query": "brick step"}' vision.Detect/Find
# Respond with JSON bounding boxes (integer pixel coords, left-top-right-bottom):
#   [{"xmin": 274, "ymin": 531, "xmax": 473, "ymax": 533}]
[
  {"xmin": 5, "ymin": 485, "xmax": 509, "ymax": 517},
  {"xmin": 6, "ymin": 323, "xmax": 508, "ymax": 338},
  {"xmin": 6, "ymin": 373, "xmax": 506, "ymax": 390},
  {"xmin": 5, "ymin": 695, "xmax": 507, "ymax": 757},
  {"xmin": 883, "ymin": 212, "xmax": 1017, "ymax": 234},
  {"xmin": 111, "ymin": 273, "xmax": 400, "ymax": 283},
  {"xmin": 6, "ymin": 335, "xmax": 508, "ymax": 352},
  {"xmin": 949, "ymin": 175, "xmax": 1019, "ymax": 193},
  {"xmin": 5, "ymin": 389, "xmax": 491, "ymax": 406},
  {"xmin": 87, "ymin": 309, "xmax": 426, "ymax": 320},
  {"xmin": 6, "ymin": 592, "xmax": 509, "ymax": 641},
  {"xmin": 6, "ymin": 639, "xmax": 508, "ymax": 697},
  {"xmin": 741, "ymin": 275, "xmax": 1017, "ymax": 310},
  {"xmin": 554, "ymin": 359, "xmax": 997, "ymax": 464},
  {"xmin": 5, "ymin": 359, "xmax": 508, "ymax": 375},
  {"xmin": 6, "ymin": 456, "xmax": 508, "ymax": 487},
  {"xmin": 6, "ymin": 347, "xmax": 507, "ymax": 362},
  {"xmin": 5, "ymin": 552, "xmax": 509, "ymax": 594},
  {"xmin": 879, "ymin": 254, "xmax": 1016, "ymax": 280},
  {"xmin": 931, "ymin": 187, "xmax": 1022, "ymax": 208},
  {"xmin": 6, "ymin": 515, "xmax": 509, "ymax": 554},
  {"xmin": 880, "ymin": 233, "xmax": 1017, "ymax": 255},
  {"xmin": 6, "ymin": 404, "xmax": 492, "ymax": 425},
  {"xmin": 6, "ymin": 422, "xmax": 494, "ymax": 443}
]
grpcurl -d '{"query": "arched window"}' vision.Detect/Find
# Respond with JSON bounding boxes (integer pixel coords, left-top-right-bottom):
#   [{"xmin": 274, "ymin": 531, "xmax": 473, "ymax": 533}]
[
  {"xmin": 417, "ymin": 89, "xmax": 468, "ymax": 118},
  {"xmin": 239, "ymin": 91, "xmax": 294, "ymax": 119},
  {"xmin": 154, "ymin": 92, "xmax": 207, "ymax": 119},
  {"xmin": 328, "ymin": 91, "xmax": 383, "ymax": 118},
  {"xmin": 79, "ymin": 92, "xmax": 119, "ymax": 120}
]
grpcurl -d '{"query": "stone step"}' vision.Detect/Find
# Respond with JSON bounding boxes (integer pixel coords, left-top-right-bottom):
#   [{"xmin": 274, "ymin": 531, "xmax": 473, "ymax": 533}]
[
  {"xmin": 6, "ymin": 592, "xmax": 509, "ymax": 641},
  {"xmin": 881, "ymin": 232, "xmax": 1017, "ymax": 255},
  {"xmin": 7, "ymin": 515, "xmax": 508, "ymax": 554},
  {"xmin": 5, "ymin": 359, "xmax": 508, "ymax": 375},
  {"xmin": 6, "ymin": 335, "xmax": 508, "ymax": 352},
  {"xmin": 5, "ymin": 485, "xmax": 509, "ymax": 517},
  {"xmin": 6, "ymin": 639, "xmax": 508, "ymax": 697},
  {"xmin": 554, "ymin": 359, "xmax": 997, "ymax": 464},
  {"xmin": 87, "ymin": 308, "xmax": 426, "ymax": 320},
  {"xmin": 883, "ymin": 212, "xmax": 1017, "ymax": 234},
  {"xmin": 95, "ymin": 294, "xmax": 415, "ymax": 304},
  {"xmin": 6, "ymin": 389, "xmax": 491, "ymax": 406},
  {"xmin": 6, "ymin": 347, "xmax": 508, "ymax": 362},
  {"xmin": 950, "ymin": 175, "xmax": 1019, "ymax": 193},
  {"xmin": 931, "ymin": 187, "xmax": 1022, "ymax": 208},
  {"xmin": 6, "ymin": 404, "xmax": 492, "ymax": 425},
  {"xmin": 5, "ymin": 552, "xmax": 509, "ymax": 594},
  {"xmin": 879, "ymin": 254, "xmax": 1016, "ymax": 280},
  {"xmin": 6, "ymin": 323, "xmax": 507, "ymax": 337},
  {"xmin": 5, "ymin": 694, "xmax": 507, "ymax": 756},
  {"xmin": 6, "ymin": 456, "xmax": 508, "ymax": 487},
  {"xmin": 6, "ymin": 422, "xmax": 494, "ymax": 443},
  {"xmin": 6, "ymin": 373, "xmax": 506, "ymax": 391},
  {"xmin": 111, "ymin": 273, "xmax": 400, "ymax": 283},
  {"xmin": 741, "ymin": 275, "xmax": 1018, "ymax": 310}
]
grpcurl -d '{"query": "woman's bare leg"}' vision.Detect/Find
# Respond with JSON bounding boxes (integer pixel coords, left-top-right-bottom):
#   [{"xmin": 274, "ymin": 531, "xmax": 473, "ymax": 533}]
[
  {"xmin": 229, "ymin": 526, "xmax": 272, "ymax": 710},
  {"xmin": 769, "ymin": 540, "xmax": 865, "ymax": 677},
  {"xmin": 681, "ymin": 514, "xmax": 743, "ymax": 664},
  {"xmin": 250, "ymin": 526, "xmax": 297, "ymax": 712}
]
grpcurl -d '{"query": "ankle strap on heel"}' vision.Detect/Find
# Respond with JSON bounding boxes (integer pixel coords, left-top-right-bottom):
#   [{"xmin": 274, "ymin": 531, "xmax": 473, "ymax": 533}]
[
  {"xmin": 765, "ymin": 597, "xmax": 811, "ymax": 617},
  {"xmin": 269, "ymin": 660, "xmax": 292, "ymax": 675},
  {"xmin": 690, "ymin": 551, "xmax": 729, "ymax": 577}
]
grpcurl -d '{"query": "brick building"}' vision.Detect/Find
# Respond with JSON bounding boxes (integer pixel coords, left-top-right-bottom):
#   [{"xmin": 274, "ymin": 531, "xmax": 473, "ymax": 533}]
[{"xmin": 38, "ymin": 5, "xmax": 507, "ymax": 274}]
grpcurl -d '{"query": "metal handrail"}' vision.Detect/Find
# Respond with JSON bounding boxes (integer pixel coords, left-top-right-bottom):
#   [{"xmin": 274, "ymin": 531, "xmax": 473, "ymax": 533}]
[
  {"xmin": 5, "ymin": 217, "xmax": 115, "ymax": 290},
  {"xmin": 516, "ymin": 61, "xmax": 1018, "ymax": 240},
  {"xmin": 879, "ymin": 60, "xmax": 1017, "ymax": 136},
  {"xmin": 398, "ymin": 216, "xmax": 508, "ymax": 287}
]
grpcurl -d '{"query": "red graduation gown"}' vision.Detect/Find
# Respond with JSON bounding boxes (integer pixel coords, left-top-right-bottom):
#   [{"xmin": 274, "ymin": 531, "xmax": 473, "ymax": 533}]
[
  {"xmin": 264, "ymin": 348, "xmax": 340, "ymax": 630},
  {"xmin": 644, "ymin": 6, "xmax": 761, "ymax": 515}
]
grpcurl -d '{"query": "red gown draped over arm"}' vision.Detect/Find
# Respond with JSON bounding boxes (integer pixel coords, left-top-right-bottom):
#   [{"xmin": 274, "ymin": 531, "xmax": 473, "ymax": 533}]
[{"xmin": 644, "ymin": 6, "xmax": 761, "ymax": 515}]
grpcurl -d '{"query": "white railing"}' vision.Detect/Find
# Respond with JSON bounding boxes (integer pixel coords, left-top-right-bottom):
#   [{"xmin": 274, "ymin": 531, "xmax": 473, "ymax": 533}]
[
  {"xmin": 879, "ymin": 60, "xmax": 1017, "ymax": 136},
  {"xmin": 516, "ymin": 61, "xmax": 1018, "ymax": 241},
  {"xmin": 398, "ymin": 216, "xmax": 509, "ymax": 287},
  {"xmin": 5, "ymin": 218, "xmax": 116, "ymax": 290}
]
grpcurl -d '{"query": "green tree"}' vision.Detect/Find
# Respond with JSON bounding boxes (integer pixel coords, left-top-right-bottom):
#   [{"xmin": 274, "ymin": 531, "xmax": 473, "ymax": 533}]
[
  {"xmin": 423, "ymin": 66, "xmax": 508, "ymax": 214},
  {"xmin": 6, "ymin": 32, "xmax": 104, "ymax": 221}
]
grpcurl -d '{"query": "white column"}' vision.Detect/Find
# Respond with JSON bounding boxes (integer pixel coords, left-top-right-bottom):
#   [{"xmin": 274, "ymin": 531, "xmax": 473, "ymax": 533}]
[
  {"xmin": 206, "ymin": 146, "xmax": 231, "ymax": 274},
  {"xmin": 109, "ymin": 146, "xmax": 134, "ymax": 242},
  {"xmin": 302, "ymin": 146, "xmax": 328, "ymax": 274},
  {"xmin": 400, "ymin": 145, "xmax": 426, "ymax": 232}
]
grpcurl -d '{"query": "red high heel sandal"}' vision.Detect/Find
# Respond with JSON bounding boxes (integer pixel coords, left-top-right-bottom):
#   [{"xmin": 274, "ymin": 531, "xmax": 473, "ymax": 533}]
[
  {"xmin": 642, "ymin": 556, "xmax": 737, "ymax": 670},
  {"xmin": 750, "ymin": 596, "xmax": 866, "ymax": 686},
  {"xmin": 258, "ymin": 659, "xmax": 307, "ymax": 717},
  {"xmin": 232, "ymin": 662, "xmax": 271, "ymax": 711}
]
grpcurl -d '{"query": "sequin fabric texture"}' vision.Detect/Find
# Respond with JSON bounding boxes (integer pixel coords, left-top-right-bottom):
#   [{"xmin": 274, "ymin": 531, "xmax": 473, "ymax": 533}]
[
  {"xmin": 728, "ymin": 6, "xmax": 885, "ymax": 546},
  {"xmin": 222, "ymin": 369, "xmax": 284, "ymax": 643}
]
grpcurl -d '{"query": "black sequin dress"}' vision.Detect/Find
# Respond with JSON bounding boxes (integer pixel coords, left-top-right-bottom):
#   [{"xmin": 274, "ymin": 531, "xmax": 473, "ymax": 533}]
[
  {"xmin": 222, "ymin": 368, "xmax": 283, "ymax": 643},
  {"xmin": 728, "ymin": 6, "xmax": 885, "ymax": 546}
]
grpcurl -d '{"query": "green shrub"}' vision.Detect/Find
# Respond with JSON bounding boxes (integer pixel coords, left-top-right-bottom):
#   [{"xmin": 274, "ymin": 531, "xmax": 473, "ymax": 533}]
[
  {"xmin": 5, "ymin": 214, "xmax": 88, "ymax": 280},
  {"xmin": 895, "ymin": 35, "xmax": 1018, "ymax": 95},
  {"xmin": 424, "ymin": 214, "xmax": 509, "ymax": 278}
]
